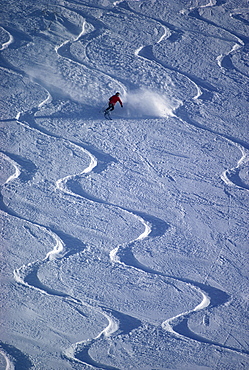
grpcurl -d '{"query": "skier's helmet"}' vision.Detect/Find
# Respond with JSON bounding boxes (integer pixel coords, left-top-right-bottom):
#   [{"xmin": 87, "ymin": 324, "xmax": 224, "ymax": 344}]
[{"xmin": 116, "ymin": 92, "xmax": 120, "ymax": 96}]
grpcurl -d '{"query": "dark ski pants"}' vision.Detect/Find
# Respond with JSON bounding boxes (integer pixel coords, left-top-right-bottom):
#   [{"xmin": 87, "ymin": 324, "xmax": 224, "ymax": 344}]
[{"xmin": 105, "ymin": 103, "xmax": 115, "ymax": 113}]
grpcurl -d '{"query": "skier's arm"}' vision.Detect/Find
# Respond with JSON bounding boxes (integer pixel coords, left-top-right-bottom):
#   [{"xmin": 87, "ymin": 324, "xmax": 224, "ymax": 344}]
[{"xmin": 119, "ymin": 98, "xmax": 123, "ymax": 107}]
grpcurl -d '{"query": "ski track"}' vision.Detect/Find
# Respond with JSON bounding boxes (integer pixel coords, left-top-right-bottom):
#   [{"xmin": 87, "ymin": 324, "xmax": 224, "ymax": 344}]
[
  {"xmin": 0, "ymin": 341, "xmax": 31, "ymax": 370},
  {"xmin": 0, "ymin": 10, "xmax": 140, "ymax": 367},
  {"xmin": 0, "ymin": 152, "xmax": 21, "ymax": 184},
  {"xmin": 1, "ymin": 133, "xmax": 124, "ymax": 368},
  {"xmin": 117, "ymin": 0, "xmax": 217, "ymax": 100},
  {"xmin": 221, "ymin": 146, "xmax": 249, "ymax": 190},
  {"xmin": 0, "ymin": 28, "xmax": 130, "ymax": 363},
  {"xmin": 174, "ymin": 106, "xmax": 249, "ymax": 192},
  {"xmin": 1, "ymin": 2, "xmax": 248, "ymax": 368},
  {"xmin": 0, "ymin": 26, "xmax": 14, "ymax": 51},
  {"xmin": 188, "ymin": 4, "xmax": 249, "ymax": 79},
  {"xmin": 57, "ymin": 4, "xmax": 127, "ymax": 96},
  {"xmin": 58, "ymin": 1, "xmax": 249, "ymax": 361},
  {"xmin": 0, "ymin": 347, "xmax": 15, "ymax": 370},
  {"xmin": 128, "ymin": 1, "xmax": 249, "ymax": 192},
  {"xmin": 11, "ymin": 108, "xmax": 240, "ymax": 367},
  {"xmin": 177, "ymin": 1, "xmax": 249, "ymax": 193}
]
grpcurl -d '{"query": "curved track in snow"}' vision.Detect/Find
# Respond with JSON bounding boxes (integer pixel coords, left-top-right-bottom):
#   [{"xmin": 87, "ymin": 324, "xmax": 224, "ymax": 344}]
[
  {"xmin": 50, "ymin": 2, "xmax": 245, "ymax": 363},
  {"xmin": 0, "ymin": 20, "xmax": 145, "ymax": 362},
  {"xmin": 186, "ymin": 3, "xmax": 249, "ymax": 192},
  {"xmin": 120, "ymin": 0, "xmax": 249, "ymax": 193}
]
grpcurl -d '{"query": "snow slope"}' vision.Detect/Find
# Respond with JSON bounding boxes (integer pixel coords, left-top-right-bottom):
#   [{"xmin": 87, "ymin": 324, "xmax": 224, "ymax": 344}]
[{"xmin": 0, "ymin": 0, "xmax": 248, "ymax": 369}]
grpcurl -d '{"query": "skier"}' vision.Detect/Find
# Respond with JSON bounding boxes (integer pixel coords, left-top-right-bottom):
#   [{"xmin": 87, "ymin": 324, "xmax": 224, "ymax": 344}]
[{"xmin": 104, "ymin": 92, "xmax": 123, "ymax": 115}]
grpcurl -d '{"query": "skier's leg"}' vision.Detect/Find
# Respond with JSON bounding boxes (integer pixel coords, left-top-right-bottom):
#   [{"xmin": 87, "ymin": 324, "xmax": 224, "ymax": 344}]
[{"xmin": 104, "ymin": 103, "xmax": 112, "ymax": 113}]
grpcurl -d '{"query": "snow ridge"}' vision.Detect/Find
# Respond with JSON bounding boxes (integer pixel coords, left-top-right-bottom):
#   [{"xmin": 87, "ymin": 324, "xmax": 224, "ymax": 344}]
[
  {"xmin": 7, "ymin": 115, "xmax": 124, "ymax": 366},
  {"xmin": 0, "ymin": 12, "xmax": 151, "ymax": 368},
  {"xmin": 221, "ymin": 146, "xmax": 249, "ymax": 190},
  {"xmin": 124, "ymin": 4, "xmax": 205, "ymax": 101},
  {"xmin": 0, "ymin": 26, "xmax": 14, "ymax": 51},
  {"xmin": 0, "ymin": 348, "xmax": 14, "ymax": 370},
  {"xmin": 0, "ymin": 152, "xmax": 21, "ymax": 184},
  {"xmin": 174, "ymin": 106, "xmax": 249, "ymax": 191}
]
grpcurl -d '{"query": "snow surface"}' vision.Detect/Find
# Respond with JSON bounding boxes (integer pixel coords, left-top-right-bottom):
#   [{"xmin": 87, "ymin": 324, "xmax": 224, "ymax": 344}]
[{"xmin": 0, "ymin": 0, "xmax": 249, "ymax": 369}]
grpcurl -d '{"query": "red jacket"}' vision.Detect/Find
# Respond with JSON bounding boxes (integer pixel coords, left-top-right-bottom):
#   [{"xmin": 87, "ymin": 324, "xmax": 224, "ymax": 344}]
[{"xmin": 109, "ymin": 95, "xmax": 123, "ymax": 106}]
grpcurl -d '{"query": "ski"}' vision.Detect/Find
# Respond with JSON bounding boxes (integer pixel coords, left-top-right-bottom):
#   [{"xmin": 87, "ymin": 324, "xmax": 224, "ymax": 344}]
[{"xmin": 104, "ymin": 111, "xmax": 112, "ymax": 120}]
